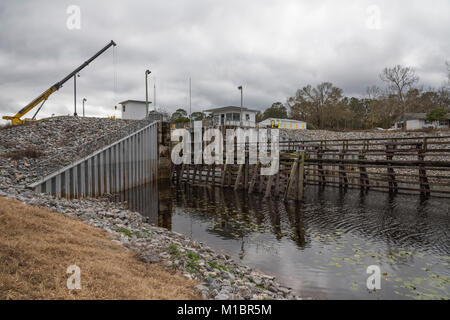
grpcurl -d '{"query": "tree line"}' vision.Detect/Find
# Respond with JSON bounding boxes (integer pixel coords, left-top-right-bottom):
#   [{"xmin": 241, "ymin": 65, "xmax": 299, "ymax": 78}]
[
  {"xmin": 282, "ymin": 64, "xmax": 450, "ymax": 130},
  {"xmin": 170, "ymin": 64, "xmax": 450, "ymax": 130}
]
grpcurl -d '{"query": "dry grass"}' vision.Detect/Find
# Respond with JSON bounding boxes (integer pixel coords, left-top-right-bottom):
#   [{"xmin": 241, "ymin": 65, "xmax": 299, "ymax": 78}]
[{"xmin": 0, "ymin": 196, "xmax": 200, "ymax": 300}]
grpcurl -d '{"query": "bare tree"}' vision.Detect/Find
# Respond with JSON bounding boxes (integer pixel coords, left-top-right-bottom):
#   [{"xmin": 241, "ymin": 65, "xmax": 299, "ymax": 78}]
[
  {"xmin": 365, "ymin": 85, "xmax": 382, "ymax": 100},
  {"xmin": 288, "ymin": 82, "xmax": 343, "ymax": 129},
  {"xmin": 380, "ymin": 65, "xmax": 419, "ymax": 130}
]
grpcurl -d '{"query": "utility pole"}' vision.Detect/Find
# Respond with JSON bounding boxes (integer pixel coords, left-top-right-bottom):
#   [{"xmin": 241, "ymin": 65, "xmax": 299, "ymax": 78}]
[
  {"xmin": 82, "ymin": 98, "xmax": 87, "ymax": 117},
  {"xmin": 154, "ymin": 80, "xmax": 156, "ymax": 111},
  {"xmin": 73, "ymin": 74, "xmax": 78, "ymax": 116},
  {"xmin": 189, "ymin": 77, "xmax": 192, "ymax": 129},
  {"xmin": 145, "ymin": 69, "xmax": 151, "ymax": 118},
  {"xmin": 238, "ymin": 85, "xmax": 243, "ymax": 126}
]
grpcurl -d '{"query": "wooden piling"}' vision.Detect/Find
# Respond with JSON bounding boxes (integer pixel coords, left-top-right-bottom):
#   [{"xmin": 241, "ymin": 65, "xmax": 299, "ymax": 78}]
[
  {"xmin": 386, "ymin": 143, "xmax": 398, "ymax": 193},
  {"xmin": 417, "ymin": 141, "xmax": 430, "ymax": 197},
  {"xmin": 284, "ymin": 160, "xmax": 298, "ymax": 200},
  {"xmin": 248, "ymin": 163, "xmax": 260, "ymax": 194},
  {"xmin": 297, "ymin": 152, "xmax": 305, "ymax": 201},
  {"xmin": 234, "ymin": 164, "xmax": 244, "ymax": 191}
]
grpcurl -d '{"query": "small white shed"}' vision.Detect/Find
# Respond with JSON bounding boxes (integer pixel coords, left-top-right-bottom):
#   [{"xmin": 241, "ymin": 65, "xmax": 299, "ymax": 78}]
[{"xmin": 119, "ymin": 100, "xmax": 150, "ymax": 120}]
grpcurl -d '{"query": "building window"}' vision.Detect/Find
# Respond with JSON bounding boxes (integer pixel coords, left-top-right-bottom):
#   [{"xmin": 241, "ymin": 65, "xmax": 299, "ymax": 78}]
[
  {"xmin": 122, "ymin": 105, "xmax": 126, "ymax": 112},
  {"xmin": 245, "ymin": 114, "xmax": 250, "ymax": 121},
  {"xmin": 226, "ymin": 113, "xmax": 232, "ymax": 120},
  {"xmin": 439, "ymin": 120, "xmax": 449, "ymax": 126},
  {"xmin": 233, "ymin": 113, "xmax": 240, "ymax": 121},
  {"xmin": 424, "ymin": 120, "xmax": 433, "ymax": 125}
]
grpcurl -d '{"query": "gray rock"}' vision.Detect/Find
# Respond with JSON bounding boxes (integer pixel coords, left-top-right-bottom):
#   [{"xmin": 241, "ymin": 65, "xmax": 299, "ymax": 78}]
[
  {"xmin": 195, "ymin": 285, "xmax": 209, "ymax": 293},
  {"xmin": 205, "ymin": 276, "xmax": 216, "ymax": 285},
  {"xmin": 220, "ymin": 285, "xmax": 233, "ymax": 293},
  {"xmin": 278, "ymin": 287, "xmax": 291, "ymax": 295},
  {"xmin": 140, "ymin": 255, "xmax": 161, "ymax": 264},
  {"xmin": 215, "ymin": 293, "xmax": 229, "ymax": 300}
]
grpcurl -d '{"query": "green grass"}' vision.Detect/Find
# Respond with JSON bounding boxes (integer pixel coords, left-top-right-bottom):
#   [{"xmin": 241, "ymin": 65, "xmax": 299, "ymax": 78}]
[
  {"xmin": 168, "ymin": 243, "xmax": 181, "ymax": 258},
  {"xmin": 186, "ymin": 260, "xmax": 201, "ymax": 274},
  {"xmin": 185, "ymin": 251, "xmax": 202, "ymax": 274},
  {"xmin": 208, "ymin": 260, "xmax": 229, "ymax": 272},
  {"xmin": 186, "ymin": 250, "xmax": 200, "ymax": 261},
  {"xmin": 136, "ymin": 230, "xmax": 151, "ymax": 239},
  {"xmin": 115, "ymin": 227, "xmax": 133, "ymax": 237}
]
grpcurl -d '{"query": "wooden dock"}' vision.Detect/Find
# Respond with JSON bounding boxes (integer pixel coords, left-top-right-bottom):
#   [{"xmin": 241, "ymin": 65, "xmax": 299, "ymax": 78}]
[{"xmin": 171, "ymin": 135, "xmax": 450, "ymax": 199}]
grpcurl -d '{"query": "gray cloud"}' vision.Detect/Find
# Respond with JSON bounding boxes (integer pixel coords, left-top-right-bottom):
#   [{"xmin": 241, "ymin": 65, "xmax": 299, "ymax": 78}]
[{"xmin": 0, "ymin": 0, "xmax": 449, "ymax": 122}]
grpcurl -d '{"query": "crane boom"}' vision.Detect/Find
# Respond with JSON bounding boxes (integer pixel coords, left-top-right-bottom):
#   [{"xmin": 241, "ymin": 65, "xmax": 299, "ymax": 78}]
[{"xmin": 3, "ymin": 40, "xmax": 117, "ymax": 125}]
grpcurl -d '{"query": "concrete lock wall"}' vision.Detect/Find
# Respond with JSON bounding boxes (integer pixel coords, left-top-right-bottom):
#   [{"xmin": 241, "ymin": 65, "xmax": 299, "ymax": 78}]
[{"xmin": 29, "ymin": 121, "xmax": 160, "ymax": 198}]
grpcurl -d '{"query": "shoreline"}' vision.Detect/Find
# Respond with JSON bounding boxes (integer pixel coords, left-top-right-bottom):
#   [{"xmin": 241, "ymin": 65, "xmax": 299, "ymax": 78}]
[{"xmin": 0, "ymin": 185, "xmax": 301, "ymax": 300}]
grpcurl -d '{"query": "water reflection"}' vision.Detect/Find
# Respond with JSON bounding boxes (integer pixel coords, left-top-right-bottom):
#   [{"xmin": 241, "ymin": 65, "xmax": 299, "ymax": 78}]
[
  {"xmin": 116, "ymin": 182, "xmax": 450, "ymax": 300},
  {"xmin": 116, "ymin": 181, "xmax": 173, "ymax": 229}
]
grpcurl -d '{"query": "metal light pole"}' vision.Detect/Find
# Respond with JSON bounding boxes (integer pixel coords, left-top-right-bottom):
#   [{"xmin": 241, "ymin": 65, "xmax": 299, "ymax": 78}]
[
  {"xmin": 154, "ymin": 81, "xmax": 156, "ymax": 111},
  {"xmin": 189, "ymin": 77, "xmax": 192, "ymax": 129},
  {"xmin": 74, "ymin": 74, "xmax": 80, "ymax": 116},
  {"xmin": 145, "ymin": 69, "xmax": 151, "ymax": 118},
  {"xmin": 82, "ymin": 98, "xmax": 87, "ymax": 117},
  {"xmin": 238, "ymin": 85, "xmax": 243, "ymax": 126}
]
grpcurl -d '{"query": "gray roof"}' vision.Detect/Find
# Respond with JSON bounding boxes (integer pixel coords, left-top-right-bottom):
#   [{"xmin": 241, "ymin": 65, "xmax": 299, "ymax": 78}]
[
  {"xmin": 119, "ymin": 100, "xmax": 151, "ymax": 105},
  {"xmin": 406, "ymin": 112, "xmax": 450, "ymax": 120},
  {"xmin": 204, "ymin": 106, "xmax": 259, "ymax": 113}
]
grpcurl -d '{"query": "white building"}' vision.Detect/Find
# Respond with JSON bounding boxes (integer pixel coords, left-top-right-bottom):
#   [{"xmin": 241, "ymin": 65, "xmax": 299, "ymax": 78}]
[
  {"xmin": 204, "ymin": 106, "xmax": 258, "ymax": 127},
  {"xmin": 392, "ymin": 113, "xmax": 450, "ymax": 130},
  {"xmin": 258, "ymin": 118, "xmax": 307, "ymax": 130},
  {"xmin": 119, "ymin": 100, "xmax": 151, "ymax": 120}
]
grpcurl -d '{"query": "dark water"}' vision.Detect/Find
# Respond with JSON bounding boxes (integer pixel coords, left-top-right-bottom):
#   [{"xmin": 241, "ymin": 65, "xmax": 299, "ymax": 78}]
[{"xmin": 117, "ymin": 182, "xmax": 450, "ymax": 300}]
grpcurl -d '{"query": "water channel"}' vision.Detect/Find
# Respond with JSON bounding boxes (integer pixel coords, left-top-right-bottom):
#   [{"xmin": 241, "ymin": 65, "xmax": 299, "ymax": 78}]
[{"xmin": 116, "ymin": 181, "xmax": 450, "ymax": 300}]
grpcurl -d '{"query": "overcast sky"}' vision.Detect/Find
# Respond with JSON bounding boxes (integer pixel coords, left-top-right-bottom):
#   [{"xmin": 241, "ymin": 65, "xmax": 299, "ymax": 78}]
[{"xmin": 0, "ymin": 0, "xmax": 449, "ymax": 122}]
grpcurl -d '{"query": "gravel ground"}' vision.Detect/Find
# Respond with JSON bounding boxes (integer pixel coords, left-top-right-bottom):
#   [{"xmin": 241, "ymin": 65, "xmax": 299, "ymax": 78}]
[
  {"xmin": 280, "ymin": 128, "xmax": 450, "ymax": 142},
  {"xmin": 0, "ymin": 116, "xmax": 151, "ymax": 186}
]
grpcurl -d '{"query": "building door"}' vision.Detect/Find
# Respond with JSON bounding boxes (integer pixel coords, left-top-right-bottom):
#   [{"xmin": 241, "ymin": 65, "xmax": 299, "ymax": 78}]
[{"xmin": 221, "ymin": 114, "xmax": 224, "ymax": 125}]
